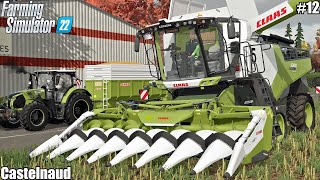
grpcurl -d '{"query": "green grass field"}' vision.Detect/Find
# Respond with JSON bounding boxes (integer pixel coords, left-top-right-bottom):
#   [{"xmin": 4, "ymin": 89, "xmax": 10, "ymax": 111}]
[{"xmin": 1, "ymin": 105, "xmax": 320, "ymax": 180}]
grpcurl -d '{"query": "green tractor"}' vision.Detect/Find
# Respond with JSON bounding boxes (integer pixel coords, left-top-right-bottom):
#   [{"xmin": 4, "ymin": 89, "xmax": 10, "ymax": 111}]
[{"xmin": 0, "ymin": 70, "xmax": 93, "ymax": 131}]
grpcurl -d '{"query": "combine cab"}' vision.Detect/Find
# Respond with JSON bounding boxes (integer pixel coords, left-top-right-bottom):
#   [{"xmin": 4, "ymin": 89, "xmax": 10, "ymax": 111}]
[{"xmin": 30, "ymin": 0, "xmax": 315, "ymax": 177}]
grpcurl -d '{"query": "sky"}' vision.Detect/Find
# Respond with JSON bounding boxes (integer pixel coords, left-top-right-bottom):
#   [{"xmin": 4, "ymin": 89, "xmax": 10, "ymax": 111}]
[{"xmin": 184, "ymin": 0, "xmax": 319, "ymax": 45}]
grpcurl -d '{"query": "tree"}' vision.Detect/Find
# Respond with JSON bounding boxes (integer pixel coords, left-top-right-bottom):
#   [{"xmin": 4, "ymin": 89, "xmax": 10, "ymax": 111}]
[
  {"xmin": 295, "ymin": 22, "xmax": 304, "ymax": 48},
  {"xmin": 85, "ymin": 0, "xmax": 170, "ymax": 27},
  {"xmin": 285, "ymin": 23, "xmax": 292, "ymax": 40}
]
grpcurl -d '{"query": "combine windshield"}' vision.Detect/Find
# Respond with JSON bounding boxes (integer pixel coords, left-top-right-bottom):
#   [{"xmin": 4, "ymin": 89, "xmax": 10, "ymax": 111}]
[{"xmin": 154, "ymin": 24, "xmax": 226, "ymax": 81}]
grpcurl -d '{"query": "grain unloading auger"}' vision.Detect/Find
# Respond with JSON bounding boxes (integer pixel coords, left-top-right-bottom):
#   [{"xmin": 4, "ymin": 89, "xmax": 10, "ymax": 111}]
[{"xmin": 30, "ymin": 0, "xmax": 315, "ymax": 177}]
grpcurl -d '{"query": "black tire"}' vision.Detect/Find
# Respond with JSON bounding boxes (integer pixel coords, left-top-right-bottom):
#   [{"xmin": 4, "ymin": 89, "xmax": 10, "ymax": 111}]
[
  {"xmin": 1, "ymin": 121, "xmax": 20, "ymax": 128},
  {"xmin": 65, "ymin": 93, "xmax": 93, "ymax": 125},
  {"xmin": 287, "ymin": 95, "xmax": 316, "ymax": 131},
  {"xmin": 20, "ymin": 102, "xmax": 49, "ymax": 131}
]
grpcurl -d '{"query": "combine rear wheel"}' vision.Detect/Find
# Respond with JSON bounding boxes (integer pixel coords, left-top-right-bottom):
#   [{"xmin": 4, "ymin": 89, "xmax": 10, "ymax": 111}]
[
  {"xmin": 20, "ymin": 102, "xmax": 49, "ymax": 131},
  {"xmin": 287, "ymin": 95, "xmax": 315, "ymax": 131},
  {"xmin": 65, "ymin": 93, "xmax": 93, "ymax": 125}
]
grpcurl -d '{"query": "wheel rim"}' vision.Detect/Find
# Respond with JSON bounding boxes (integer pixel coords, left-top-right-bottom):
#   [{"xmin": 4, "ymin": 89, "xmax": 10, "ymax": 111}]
[
  {"xmin": 276, "ymin": 114, "xmax": 285, "ymax": 142},
  {"xmin": 29, "ymin": 109, "xmax": 45, "ymax": 126},
  {"xmin": 73, "ymin": 99, "xmax": 89, "ymax": 119},
  {"xmin": 305, "ymin": 102, "xmax": 313, "ymax": 128}
]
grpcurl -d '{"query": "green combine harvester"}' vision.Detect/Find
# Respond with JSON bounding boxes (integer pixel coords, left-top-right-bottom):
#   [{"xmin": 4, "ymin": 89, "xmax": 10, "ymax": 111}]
[{"xmin": 30, "ymin": 0, "xmax": 315, "ymax": 177}]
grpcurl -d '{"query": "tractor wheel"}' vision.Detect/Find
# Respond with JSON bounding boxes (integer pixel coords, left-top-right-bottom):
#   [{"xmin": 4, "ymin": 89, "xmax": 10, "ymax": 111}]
[
  {"xmin": 1, "ymin": 121, "xmax": 20, "ymax": 128},
  {"xmin": 20, "ymin": 102, "xmax": 49, "ymax": 131},
  {"xmin": 65, "ymin": 93, "xmax": 93, "ymax": 125},
  {"xmin": 287, "ymin": 95, "xmax": 315, "ymax": 131}
]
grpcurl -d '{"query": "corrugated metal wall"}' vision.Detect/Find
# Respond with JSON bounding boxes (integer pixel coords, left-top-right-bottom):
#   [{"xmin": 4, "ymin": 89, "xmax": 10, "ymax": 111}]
[{"xmin": 0, "ymin": 0, "xmax": 149, "ymax": 96}]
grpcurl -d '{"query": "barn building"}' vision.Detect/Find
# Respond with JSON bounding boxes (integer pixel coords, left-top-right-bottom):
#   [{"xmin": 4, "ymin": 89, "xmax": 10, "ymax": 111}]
[{"xmin": 0, "ymin": 0, "xmax": 147, "ymax": 96}]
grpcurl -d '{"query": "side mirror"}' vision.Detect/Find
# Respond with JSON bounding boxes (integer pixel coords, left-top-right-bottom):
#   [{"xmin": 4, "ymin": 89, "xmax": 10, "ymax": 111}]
[
  {"xmin": 230, "ymin": 41, "xmax": 240, "ymax": 53},
  {"xmin": 134, "ymin": 35, "xmax": 140, "ymax": 52},
  {"xmin": 28, "ymin": 74, "xmax": 33, "ymax": 89},
  {"xmin": 227, "ymin": 18, "xmax": 236, "ymax": 39},
  {"xmin": 55, "ymin": 76, "xmax": 60, "ymax": 85}
]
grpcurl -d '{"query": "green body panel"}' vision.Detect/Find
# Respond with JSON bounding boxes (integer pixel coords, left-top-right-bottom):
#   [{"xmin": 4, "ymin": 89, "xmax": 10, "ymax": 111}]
[
  {"xmin": 271, "ymin": 45, "xmax": 312, "ymax": 100},
  {"xmin": 138, "ymin": 109, "xmax": 194, "ymax": 125},
  {"xmin": 242, "ymin": 107, "xmax": 273, "ymax": 164},
  {"xmin": 61, "ymin": 87, "xmax": 90, "ymax": 104},
  {"xmin": 199, "ymin": 76, "xmax": 221, "ymax": 88},
  {"xmin": 83, "ymin": 103, "xmax": 273, "ymax": 164},
  {"xmin": 85, "ymin": 80, "xmax": 165, "ymax": 109},
  {"xmin": 82, "ymin": 88, "xmax": 274, "ymax": 164},
  {"xmin": 217, "ymin": 86, "xmax": 235, "ymax": 105},
  {"xmin": 9, "ymin": 89, "xmax": 45, "ymax": 110}
]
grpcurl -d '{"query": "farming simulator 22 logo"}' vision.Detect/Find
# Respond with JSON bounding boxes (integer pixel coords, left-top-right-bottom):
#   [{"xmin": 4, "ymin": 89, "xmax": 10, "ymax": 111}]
[{"xmin": 1, "ymin": 1, "xmax": 73, "ymax": 34}]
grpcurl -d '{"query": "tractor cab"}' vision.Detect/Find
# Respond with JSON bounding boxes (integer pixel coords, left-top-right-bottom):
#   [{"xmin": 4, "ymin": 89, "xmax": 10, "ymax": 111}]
[
  {"xmin": 32, "ymin": 70, "xmax": 78, "ymax": 102},
  {"xmin": 135, "ymin": 17, "xmax": 241, "ymax": 86}
]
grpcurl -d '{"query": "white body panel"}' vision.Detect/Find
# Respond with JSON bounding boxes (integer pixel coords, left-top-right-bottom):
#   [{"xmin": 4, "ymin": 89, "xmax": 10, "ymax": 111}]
[
  {"xmin": 48, "ymin": 128, "xmax": 97, "ymax": 159},
  {"xmin": 225, "ymin": 110, "xmax": 267, "ymax": 177},
  {"xmin": 249, "ymin": 1, "xmax": 294, "ymax": 32},
  {"xmin": 162, "ymin": 79, "xmax": 202, "ymax": 89},
  {"xmin": 84, "ymin": 64, "xmax": 157, "ymax": 80},
  {"xmin": 225, "ymin": 0, "xmax": 258, "ymax": 21},
  {"xmin": 66, "ymin": 131, "xmax": 107, "ymax": 161},
  {"xmin": 109, "ymin": 129, "xmax": 164, "ymax": 166}
]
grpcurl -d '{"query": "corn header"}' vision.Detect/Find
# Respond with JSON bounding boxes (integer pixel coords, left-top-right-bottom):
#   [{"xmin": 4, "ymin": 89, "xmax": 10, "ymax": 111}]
[{"xmin": 29, "ymin": 0, "xmax": 315, "ymax": 177}]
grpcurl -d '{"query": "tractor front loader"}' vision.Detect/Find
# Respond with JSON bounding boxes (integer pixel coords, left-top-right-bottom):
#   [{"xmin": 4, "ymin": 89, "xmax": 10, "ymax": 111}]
[
  {"xmin": 29, "ymin": 0, "xmax": 315, "ymax": 177},
  {"xmin": 0, "ymin": 70, "xmax": 93, "ymax": 131}
]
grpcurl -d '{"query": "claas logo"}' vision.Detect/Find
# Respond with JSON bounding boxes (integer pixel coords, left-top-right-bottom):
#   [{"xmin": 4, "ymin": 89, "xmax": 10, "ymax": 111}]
[
  {"xmin": 158, "ymin": 117, "xmax": 169, "ymax": 120},
  {"xmin": 173, "ymin": 83, "xmax": 189, "ymax": 87},
  {"xmin": 257, "ymin": 7, "xmax": 287, "ymax": 28}
]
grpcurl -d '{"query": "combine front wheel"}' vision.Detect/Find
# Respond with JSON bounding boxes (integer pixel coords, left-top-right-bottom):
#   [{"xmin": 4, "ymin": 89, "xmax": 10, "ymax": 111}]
[
  {"xmin": 287, "ymin": 95, "xmax": 315, "ymax": 131},
  {"xmin": 65, "ymin": 93, "xmax": 93, "ymax": 125},
  {"xmin": 274, "ymin": 114, "xmax": 287, "ymax": 142}
]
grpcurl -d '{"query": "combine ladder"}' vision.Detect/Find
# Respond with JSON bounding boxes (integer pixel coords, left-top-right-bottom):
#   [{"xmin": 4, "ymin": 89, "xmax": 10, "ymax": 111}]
[
  {"xmin": 254, "ymin": 78, "xmax": 282, "ymax": 139},
  {"xmin": 102, "ymin": 80, "xmax": 109, "ymax": 109}
]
